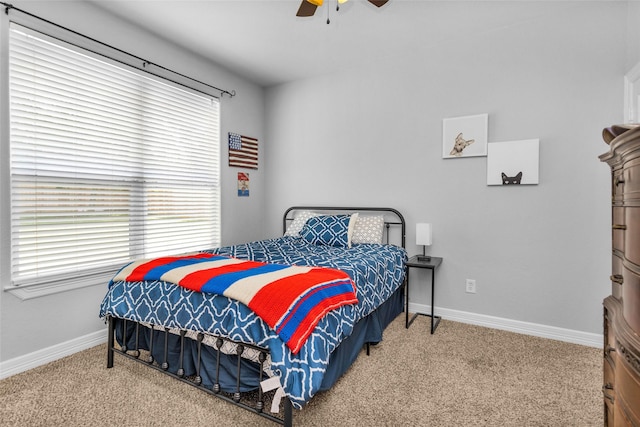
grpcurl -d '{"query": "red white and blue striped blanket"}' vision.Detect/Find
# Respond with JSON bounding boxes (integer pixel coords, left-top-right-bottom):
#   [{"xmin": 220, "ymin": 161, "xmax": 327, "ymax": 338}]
[{"xmin": 111, "ymin": 253, "xmax": 358, "ymax": 353}]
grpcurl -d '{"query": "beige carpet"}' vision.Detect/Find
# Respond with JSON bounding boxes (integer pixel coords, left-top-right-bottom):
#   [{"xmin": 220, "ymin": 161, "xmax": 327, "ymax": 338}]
[{"xmin": 0, "ymin": 316, "xmax": 602, "ymax": 426}]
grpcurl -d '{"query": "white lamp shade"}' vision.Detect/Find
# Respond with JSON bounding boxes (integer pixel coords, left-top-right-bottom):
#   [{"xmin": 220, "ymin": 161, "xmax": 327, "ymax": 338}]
[{"xmin": 416, "ymin": 223, "xmax": 432, "ymax": 246}]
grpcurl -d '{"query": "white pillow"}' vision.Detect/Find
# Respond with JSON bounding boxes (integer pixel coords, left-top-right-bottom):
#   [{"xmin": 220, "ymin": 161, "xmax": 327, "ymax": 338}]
[
  {"xmin": 351, "ymin": 215, "xmax": 385, "ymax": 244},
  {"xmin": 347, "ymin": 213, "xmax": 359, "ymax": 248},
  {"xmin": 284, "ymin": 210, "xmax": 318, "ymax": 237}
]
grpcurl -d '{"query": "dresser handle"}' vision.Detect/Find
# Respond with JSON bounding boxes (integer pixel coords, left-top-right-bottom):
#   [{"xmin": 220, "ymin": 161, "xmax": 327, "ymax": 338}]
[
  {"xmin": 612, "ymin": 224, "xmax": 627, "ymax": 230},
  {"xmin": 615, "ymin": 176, "xmax": 625, "ymax": 186},
  {"xmin": 610, "ymin": 274, "xmax": 624, "ymax": 284},
  {"xmin": 606, "ymin": 345, "xmax": 617, "ymax": 355},
  {"xmin": 602, "ymin": 384, "xmax": 615, "ymax": 403}
]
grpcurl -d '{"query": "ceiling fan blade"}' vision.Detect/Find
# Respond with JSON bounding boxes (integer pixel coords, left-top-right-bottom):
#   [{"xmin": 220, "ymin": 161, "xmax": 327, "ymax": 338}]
[
  {"xmin": 367, "ymin": 0, "xmax": 389, "ymax": 7},
  {"xmin": 296, "ymin": 1, "xmax": 318, "ymax": 17}
]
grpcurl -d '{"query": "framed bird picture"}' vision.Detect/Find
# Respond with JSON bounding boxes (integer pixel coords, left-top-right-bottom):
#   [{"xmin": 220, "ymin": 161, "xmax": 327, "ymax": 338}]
[{"xmin": 442, "ymin": 113, "xmax": 488, "ymax": 159}]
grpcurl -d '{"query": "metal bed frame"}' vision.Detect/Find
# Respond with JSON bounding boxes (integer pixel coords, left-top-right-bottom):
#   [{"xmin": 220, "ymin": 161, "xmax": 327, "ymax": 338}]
[
  {"xmin": 283, "ymin": 206, "xmax": 406, "ymax": 248},
  {"xmin": 106, "ymin": 317, "xmax": 291, "ymax": 424},
  {"xmin": 106, "ymin": 206, "xmax": 406, "ymax": 426}
]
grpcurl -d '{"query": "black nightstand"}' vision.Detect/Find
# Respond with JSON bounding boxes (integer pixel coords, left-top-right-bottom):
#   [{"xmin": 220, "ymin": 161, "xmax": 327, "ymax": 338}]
[{"xmin": 405, "ymin": 255, "xmax": 443, "ymax": 334}]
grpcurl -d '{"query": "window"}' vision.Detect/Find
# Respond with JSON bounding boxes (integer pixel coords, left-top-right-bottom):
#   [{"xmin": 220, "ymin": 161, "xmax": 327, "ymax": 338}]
[{"xmin": 8, "ymin": 24, "xmax": 220, "ymax": 297}]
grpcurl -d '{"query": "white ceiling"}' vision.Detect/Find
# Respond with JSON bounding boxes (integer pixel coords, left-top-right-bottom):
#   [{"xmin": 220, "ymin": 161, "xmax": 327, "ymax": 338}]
[{"xmin": 87, "ymin": 0, "xmax": 584, "ymax": 87}]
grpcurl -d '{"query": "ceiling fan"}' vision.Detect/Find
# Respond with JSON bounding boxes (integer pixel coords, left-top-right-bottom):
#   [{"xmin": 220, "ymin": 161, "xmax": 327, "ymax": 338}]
[{"xmin": 296, "ymin": 0, "xmax": 389, "ymax": 18}]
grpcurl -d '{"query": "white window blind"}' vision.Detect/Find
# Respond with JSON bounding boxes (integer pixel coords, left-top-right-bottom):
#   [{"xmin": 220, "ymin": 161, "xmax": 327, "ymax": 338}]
[{"xmin": 9, "ymin": 24, "xmax": 221, "ymax": 290}]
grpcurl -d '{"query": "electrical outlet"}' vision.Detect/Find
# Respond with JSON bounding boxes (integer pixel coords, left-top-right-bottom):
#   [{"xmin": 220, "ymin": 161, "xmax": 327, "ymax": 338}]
[{"xmin": 466, "ymin": 279, "xmax": 476, "ymax": 293}]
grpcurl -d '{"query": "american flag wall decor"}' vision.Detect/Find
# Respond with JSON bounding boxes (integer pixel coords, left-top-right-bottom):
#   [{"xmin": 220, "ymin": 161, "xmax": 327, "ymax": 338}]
[{"xmin": 228, "ymin": 132, "xmax": 258, "ymax": 169}]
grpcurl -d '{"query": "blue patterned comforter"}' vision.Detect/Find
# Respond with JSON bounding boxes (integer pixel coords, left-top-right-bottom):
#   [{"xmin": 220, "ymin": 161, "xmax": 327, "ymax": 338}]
[{"xmin": 99, "ymin": 236, "xmax": 407, "ymax": 408}]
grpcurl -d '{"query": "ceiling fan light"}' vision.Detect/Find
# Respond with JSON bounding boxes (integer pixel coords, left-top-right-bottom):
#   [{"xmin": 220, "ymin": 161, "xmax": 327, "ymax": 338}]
[{"xmin": 307, "ymin": 0, "xmax": 324, "ymax": 6}]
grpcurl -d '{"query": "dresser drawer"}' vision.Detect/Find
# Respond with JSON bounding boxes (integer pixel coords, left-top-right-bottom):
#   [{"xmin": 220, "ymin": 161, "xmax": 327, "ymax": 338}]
[
  {"xmin": 613, "ymin": 168, "xmax": 625, "ymax": 203},
  {"xmin": 613, "ymin": 404, "xmax": 634, "ymax": 426},
  {"xmin": 604, "ymin": 298, "xmax": 620, "ymax": 363},
  {"xmin": 613, "ymin": 207, "xmax": 625, "ymax": 253},
  {"xmin": 603, "ymin": 357, "xmax": 616, "ymax": 426},
  {"xmin": 612, "ymin": 253, "xmax": 624, "ymax": 299},
  {"xmin": 625, "ymin": 208, "xmax": 640, "ymax": 266},
  {"xmin": 621, "ymin": 265, "xmax": 640, "ymax": 334},
  {"xmin": 615, "ymin": 350, "xmax": 640, "ymax": 426},
  {"xmin": 611, "ymin": 206, "xmax": 627, "ymax": 251},
  {"xmin": 623, "ymin": 157, "xmax": 640, "ymax": 202},
  {"xmin": 604, "ymin": 398, "xmax": 614, "ymax": 427},
  {"xmin": 604, "ymin": 355, "xmax": 616, "ymax": 388},
  {"xmin": 605, "ymin": 315, "xmax": 617, "ymax": 363}
]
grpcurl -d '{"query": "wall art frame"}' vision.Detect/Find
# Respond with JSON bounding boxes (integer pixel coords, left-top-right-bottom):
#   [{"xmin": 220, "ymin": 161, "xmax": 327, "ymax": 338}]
[
  {"xmin": 442, "ymin": 113, "xmax": 488, "ymax": 159},
  {"xmin": 237, "ymin": 172, "xmax": 250, "ymax": 197},
  {"xmin": 486, "ymin": 139, "xmax": 539, "ymax": 186}
]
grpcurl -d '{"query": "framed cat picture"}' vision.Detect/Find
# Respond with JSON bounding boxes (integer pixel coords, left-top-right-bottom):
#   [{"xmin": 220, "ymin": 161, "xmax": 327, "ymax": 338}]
[
  {"xmin": 486, "ymin": 139, "xmax": 540, "ymax": 186},
  {"xmin": 442, "ymin": 113, "xmax": 488, "ymax": 159}
]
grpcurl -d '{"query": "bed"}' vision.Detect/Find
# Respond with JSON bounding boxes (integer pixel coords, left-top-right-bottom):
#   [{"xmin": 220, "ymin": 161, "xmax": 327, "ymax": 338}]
[{"xmin": 100, "ymin": 206, "xmax": 407, "ymax": 426}]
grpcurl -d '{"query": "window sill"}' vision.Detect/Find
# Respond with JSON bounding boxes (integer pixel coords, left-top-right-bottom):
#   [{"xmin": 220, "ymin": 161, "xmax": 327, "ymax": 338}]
[{"xmin": 5, "ymin": 271, "xmax": 114, "ymax": 300}]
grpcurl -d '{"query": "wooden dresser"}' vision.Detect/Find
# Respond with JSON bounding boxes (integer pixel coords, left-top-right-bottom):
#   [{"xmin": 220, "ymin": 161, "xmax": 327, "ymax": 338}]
[{"xmin": 600, "ymin": 124, "xmax": 640, "ymax": 426}]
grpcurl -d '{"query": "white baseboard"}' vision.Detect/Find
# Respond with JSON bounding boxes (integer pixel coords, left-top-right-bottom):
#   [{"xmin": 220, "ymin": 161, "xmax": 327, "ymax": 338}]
[
  {"xmin": 0, "ymin": 328, "xmax": 108, "ymax": 380},
  {"xmin": 409, "ymin": 303, "xmax": 602, "ymax": 348}
]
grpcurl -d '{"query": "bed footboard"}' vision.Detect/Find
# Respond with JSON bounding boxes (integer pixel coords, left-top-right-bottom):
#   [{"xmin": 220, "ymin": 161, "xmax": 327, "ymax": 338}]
[{"xmin": 106, "ymin": 316, "xmax": 293, "ymax": 426}]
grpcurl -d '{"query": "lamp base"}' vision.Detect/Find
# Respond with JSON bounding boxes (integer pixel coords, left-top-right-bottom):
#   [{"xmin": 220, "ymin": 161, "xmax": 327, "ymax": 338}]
[{"xmin": 417, "ymin": 255, "xmax": 431, "ymax": 262}]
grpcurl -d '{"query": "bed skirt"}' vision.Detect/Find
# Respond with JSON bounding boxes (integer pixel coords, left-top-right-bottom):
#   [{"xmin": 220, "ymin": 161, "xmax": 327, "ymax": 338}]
[{"xmin": 107, "ymin": 285, "xmax": 404, "ymax": 425}]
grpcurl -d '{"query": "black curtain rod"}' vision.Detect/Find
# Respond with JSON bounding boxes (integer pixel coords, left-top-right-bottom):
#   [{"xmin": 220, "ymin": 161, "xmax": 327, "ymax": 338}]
[{"xmin": 2, "ymin": 2, "xmax": 236, "ymax": 98}]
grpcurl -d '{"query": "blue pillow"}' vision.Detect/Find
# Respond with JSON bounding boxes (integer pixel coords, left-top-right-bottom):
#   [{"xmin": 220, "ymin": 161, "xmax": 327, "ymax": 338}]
[{"xmin": 300, "ymin": 215, "xmax": 351, "ymax": 247}]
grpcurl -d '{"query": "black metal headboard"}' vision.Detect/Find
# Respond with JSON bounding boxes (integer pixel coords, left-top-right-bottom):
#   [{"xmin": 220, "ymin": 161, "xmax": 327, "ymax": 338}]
[{"xmin": 283, "ymin": 206, "xmax": 406, "ymax": 248}]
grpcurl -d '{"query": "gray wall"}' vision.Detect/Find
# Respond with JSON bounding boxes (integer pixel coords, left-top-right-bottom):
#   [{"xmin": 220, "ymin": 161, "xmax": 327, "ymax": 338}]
[
  {"xmin": 627, "ymin": 0, "xmax": 640, "ymax": 70},
  {"xmin": 0, "ymin": 1, "xmax": 266, "ymax": 362},
  {"xmin": 264, "ymin": 1, "xmax": 627, "ymax": 335},
  {"xmin": 1, "ymin": 0, "xmax": 636, "ymax": 364}
]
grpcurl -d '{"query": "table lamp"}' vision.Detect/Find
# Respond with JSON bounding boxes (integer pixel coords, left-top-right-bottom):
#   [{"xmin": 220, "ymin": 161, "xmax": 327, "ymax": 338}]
[{"xmin": 416, "ymin": 223, "xmax": 432, "ymax": 262}]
